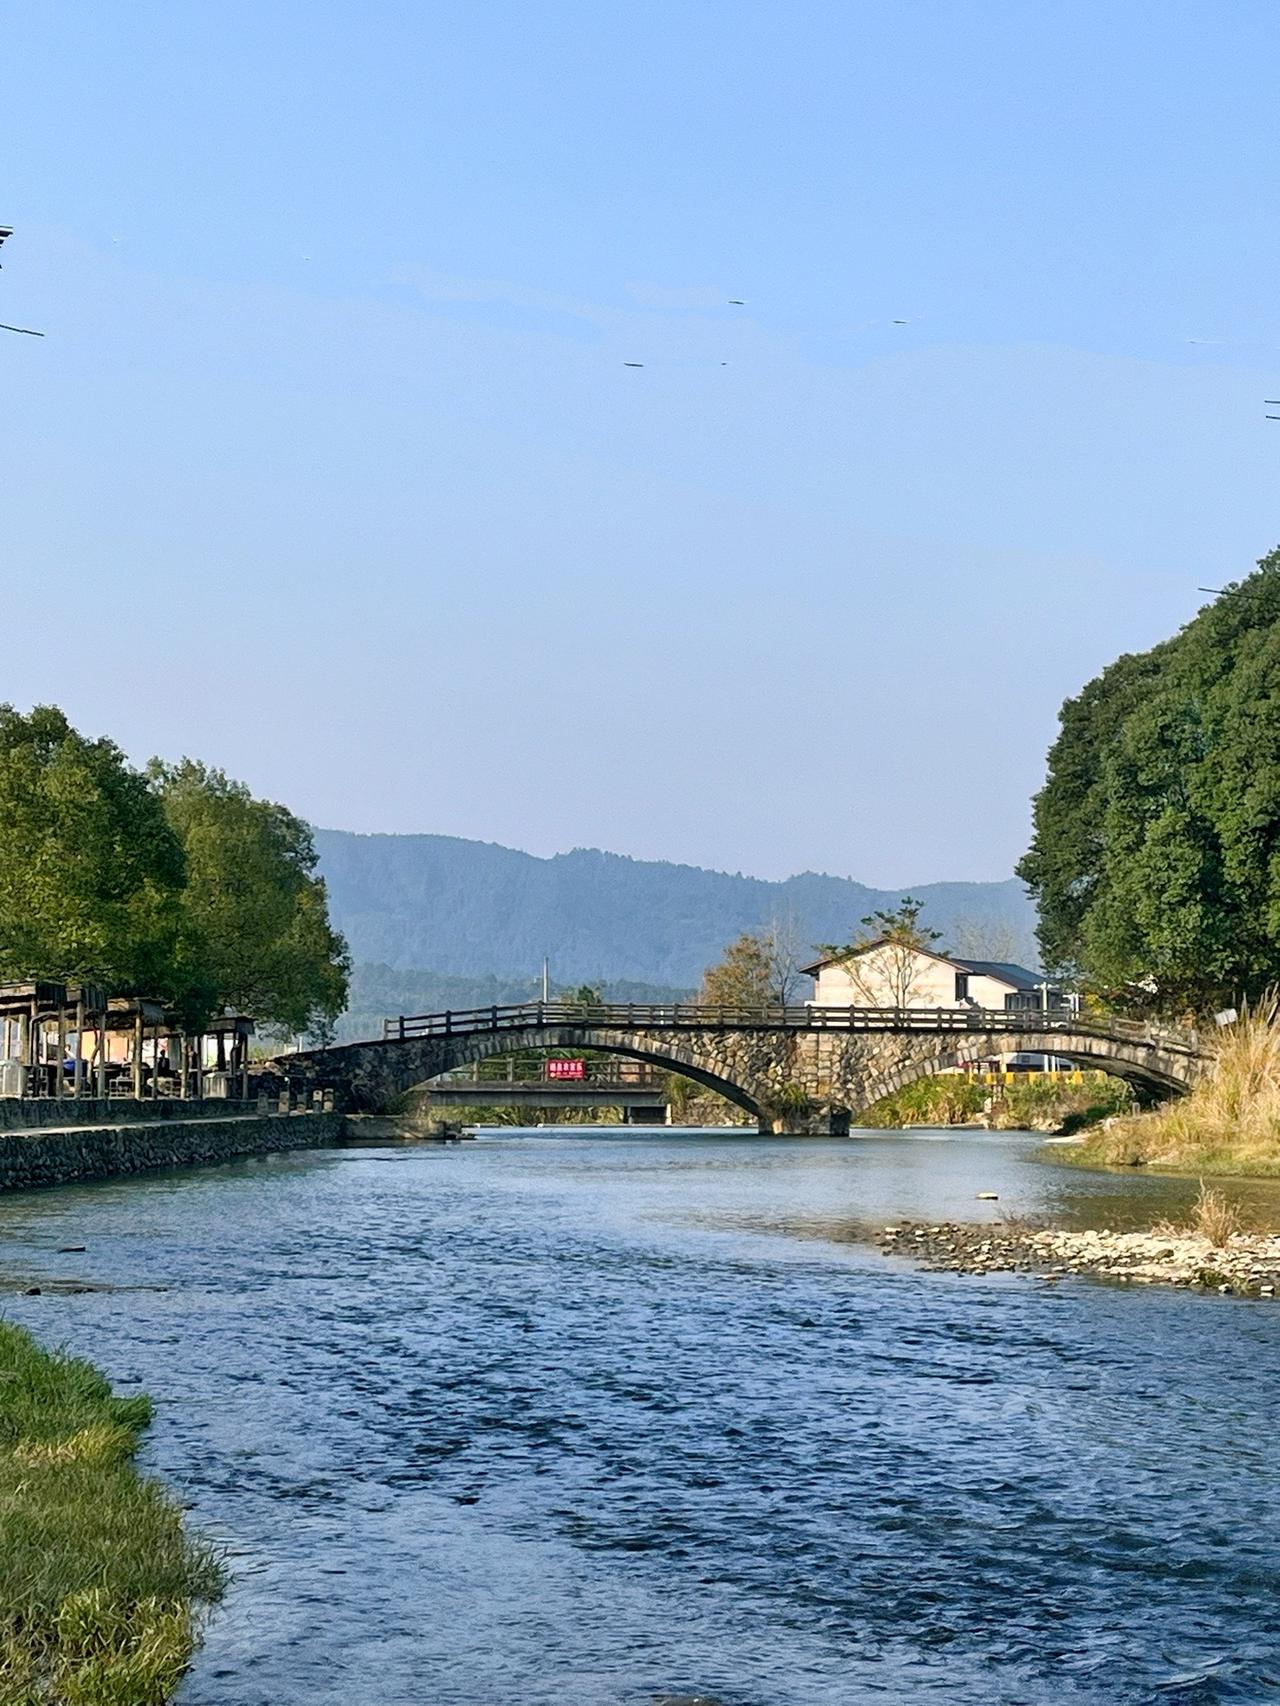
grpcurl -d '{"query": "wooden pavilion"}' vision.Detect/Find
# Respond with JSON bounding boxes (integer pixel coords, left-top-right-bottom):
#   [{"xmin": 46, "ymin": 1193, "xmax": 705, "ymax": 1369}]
[{"xmin": 0, "ymin": 981, "xmax": 255, "ymax": 1103}]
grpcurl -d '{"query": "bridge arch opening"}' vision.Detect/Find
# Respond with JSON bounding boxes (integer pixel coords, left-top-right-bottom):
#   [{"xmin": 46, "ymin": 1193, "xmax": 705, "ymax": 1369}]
[
  {"xmin": 853, "ymin": 1041, "xmax": 1190, "ymax": 1121},
  {"xmin": 391, "ymin": 1028, "xmax": 760, "ymax": 1118}
]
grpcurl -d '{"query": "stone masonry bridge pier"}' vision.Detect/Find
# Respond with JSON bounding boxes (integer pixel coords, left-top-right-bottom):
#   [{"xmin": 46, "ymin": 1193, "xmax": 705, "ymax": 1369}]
[{"xmin": 278, "ymin": 1002, "xmax": 1210, "ymax": 1134}]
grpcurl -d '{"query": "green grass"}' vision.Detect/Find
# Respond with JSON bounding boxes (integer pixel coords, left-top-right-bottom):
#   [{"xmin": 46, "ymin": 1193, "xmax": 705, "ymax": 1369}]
[
  {"xmin": 855, "ymin": 1075, "xmax": 988, "ymax": 1129},
  {"xmin": 1066, "ymin": 1133, "xmax": 1280, "ymax": 1178},
  {"xmin": 999, "ymin": 1073, "xmax": 1134, "ymax": 1131},
  {"xmin": 0, "ymin": 1320, "xmax": 224, "ymax": 1705}
]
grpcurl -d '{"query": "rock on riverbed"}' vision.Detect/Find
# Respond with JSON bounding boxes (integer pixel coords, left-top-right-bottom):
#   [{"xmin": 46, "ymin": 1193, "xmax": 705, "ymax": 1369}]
[{"xmin": 876, "ymin": 1222, "xmax": 1280, "ymax": 1296}]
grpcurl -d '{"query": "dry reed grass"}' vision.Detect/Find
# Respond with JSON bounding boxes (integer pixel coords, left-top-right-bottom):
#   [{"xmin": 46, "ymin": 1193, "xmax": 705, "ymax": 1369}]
[
  {"xmin": 1077, "ymin": 994, "xmax": 1280, "ymax": 1175},
  {"xmin": 1152, "ymin": 1181, "xmax": 1245, "ymax": 1245}
]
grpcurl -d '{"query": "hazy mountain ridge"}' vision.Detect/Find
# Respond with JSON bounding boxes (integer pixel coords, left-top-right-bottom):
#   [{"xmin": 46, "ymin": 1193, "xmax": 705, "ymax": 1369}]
[{"xmin": 314, "ymin": 830, "xmax": 1038, "ymax": 987}]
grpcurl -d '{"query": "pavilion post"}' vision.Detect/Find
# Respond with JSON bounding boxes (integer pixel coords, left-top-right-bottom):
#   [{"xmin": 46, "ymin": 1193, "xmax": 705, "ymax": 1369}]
[
  {"xmin": 54, "ymin": 1008, "xmax": 66, "ymax": 1098},
  {"xmin": 132, "ymin": 1010, "xmax": 143, "ymax": 1098},
  {"xmin": 73, "ymin": 995, "xmax": 85, "ymax": 1096}
]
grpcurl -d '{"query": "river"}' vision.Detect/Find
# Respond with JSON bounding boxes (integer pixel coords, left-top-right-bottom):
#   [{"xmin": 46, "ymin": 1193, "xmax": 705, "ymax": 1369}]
[{"xmin": 3, "ymin": 1127, "xmax": 1280, "ymax": 1706}]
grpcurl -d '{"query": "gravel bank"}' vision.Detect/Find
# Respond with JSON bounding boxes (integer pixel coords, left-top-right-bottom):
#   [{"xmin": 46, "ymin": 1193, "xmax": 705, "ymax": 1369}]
[{"xmin": 876, "ymin": 1221, "xmax": 1280, "ymax": 1295}]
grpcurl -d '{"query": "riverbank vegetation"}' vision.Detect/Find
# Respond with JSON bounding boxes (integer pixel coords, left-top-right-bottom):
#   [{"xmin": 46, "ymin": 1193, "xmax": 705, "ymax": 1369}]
[
  {"xmin": 855, "ymin": 1071, "xmax": 1134, "ymax": 1132},
  {"xmin": 0, "ymin": 704, "xmax": 349, "ymax": 1040},
  {"xmin": 0, "ymin": 1319, "xmax": 222, "ymax": 1704},
  {"xmin": 1070, "ymin": 1001, "xmax": 1280, "ymax": 1175}
]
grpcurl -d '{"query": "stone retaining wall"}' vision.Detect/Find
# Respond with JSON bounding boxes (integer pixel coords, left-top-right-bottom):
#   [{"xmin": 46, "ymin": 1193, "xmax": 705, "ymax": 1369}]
[
  {"xmin": 0, "ymin": 1098, "xmax": 256, "ymax": 1132},
  {"xmin": 0, "ymin": 1111, "xmax": 345, "ymax": 1192}
]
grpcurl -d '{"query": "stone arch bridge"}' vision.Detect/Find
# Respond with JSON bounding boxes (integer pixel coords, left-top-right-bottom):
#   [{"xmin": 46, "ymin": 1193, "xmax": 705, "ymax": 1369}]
[{"xmin": 278, "ymin": 1001, "xmax": 1210, "ymax": 1134}]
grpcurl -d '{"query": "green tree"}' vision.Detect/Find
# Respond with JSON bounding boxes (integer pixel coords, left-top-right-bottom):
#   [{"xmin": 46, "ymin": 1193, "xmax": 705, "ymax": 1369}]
[
  {"xmin": 0, "ymin": 705, "xmax": 186, "ymax": 989},
  {"xmin": 1018, "ymin": 550, "xmax": 1280, "ymax": 1011},
  {"xmin": 1016, "ymin": 648, "xmax": 1166, "ymax": 980},
  {"xmin": 149, "ymin": 761, "xmax": 350, "ymax": 1035},
  {"xmin": 856, "ymin": 896, "xmax": 941, "ymax": 952}
]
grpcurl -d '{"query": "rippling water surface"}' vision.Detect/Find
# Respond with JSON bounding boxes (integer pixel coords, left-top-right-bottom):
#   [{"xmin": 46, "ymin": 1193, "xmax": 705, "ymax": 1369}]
[{"xmin": 4, "ymin": 1128, "xmax": 1280, "ymax": 1706}]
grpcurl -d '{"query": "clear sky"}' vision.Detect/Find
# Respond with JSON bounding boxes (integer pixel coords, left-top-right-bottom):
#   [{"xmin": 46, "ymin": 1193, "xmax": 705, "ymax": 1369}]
[{"xmin": 3, "ymin": 1, "xmax": 1279, "ymax": 885}]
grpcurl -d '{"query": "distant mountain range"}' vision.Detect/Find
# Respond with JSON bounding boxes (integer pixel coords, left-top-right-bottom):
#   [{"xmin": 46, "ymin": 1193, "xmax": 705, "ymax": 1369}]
[{"xmin": 314, "ymin": 831, "xmax": 1038, "ymax": 1033}]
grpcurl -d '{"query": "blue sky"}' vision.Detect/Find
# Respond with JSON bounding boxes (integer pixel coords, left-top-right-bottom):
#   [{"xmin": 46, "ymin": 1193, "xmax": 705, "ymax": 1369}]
[{"xmin": 3, "ymin": 1, "xmax": 1279, "ymax": 884}]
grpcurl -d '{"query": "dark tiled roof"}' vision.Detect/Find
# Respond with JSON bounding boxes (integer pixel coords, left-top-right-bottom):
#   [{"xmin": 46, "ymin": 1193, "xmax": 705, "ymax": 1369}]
[
  {"xmin": 951, "ymin": 959, "xmax": 1044, "ymax": 990},
  {"xmin": 801, "ymin": 945, "xmax": 1050, "ymax": 991}
]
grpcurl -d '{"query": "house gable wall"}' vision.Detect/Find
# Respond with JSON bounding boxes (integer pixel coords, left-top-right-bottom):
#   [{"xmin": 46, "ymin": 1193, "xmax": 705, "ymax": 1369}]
[{"xmin": 811, "ymin": 946, "xmax": 1016, "ymax": 1011}]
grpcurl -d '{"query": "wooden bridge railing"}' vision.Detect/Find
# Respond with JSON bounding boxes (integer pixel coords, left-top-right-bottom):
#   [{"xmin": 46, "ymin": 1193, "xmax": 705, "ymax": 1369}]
[{"xmin": 381, "ymin": 1001, "xmax": 1201, "ymax": 1053}]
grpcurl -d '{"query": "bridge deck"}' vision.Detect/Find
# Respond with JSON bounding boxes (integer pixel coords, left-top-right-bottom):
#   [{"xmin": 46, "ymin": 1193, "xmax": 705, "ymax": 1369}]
[{"xmin": 381, "ymin": 999, "xmax": 1200, "ymax": 1054}]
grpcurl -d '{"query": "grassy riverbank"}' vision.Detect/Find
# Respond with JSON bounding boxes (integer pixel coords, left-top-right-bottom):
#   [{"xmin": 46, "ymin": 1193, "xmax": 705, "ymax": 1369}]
[
  {"xmin": 855, "ymin": 1071, "xmax": 1133, "ymax": 1133},
  {"xmin": 1070, "ymin": 1004, "xmax": 1280, "ymax": 1177},
  {"xmin": 0, "ymin": 1320, "xmax": 223, "ymax": 1705}
]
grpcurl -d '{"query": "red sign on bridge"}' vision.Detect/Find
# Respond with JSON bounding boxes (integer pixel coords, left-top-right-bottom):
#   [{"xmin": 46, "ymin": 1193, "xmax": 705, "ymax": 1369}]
[{"xmin": 545, "ymin": 1057, "xmax": 585, "ymax": 1081}]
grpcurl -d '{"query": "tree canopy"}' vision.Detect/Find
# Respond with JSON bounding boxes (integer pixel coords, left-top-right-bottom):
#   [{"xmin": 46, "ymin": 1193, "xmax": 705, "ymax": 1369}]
[
  {"xmin": 0, "ymin": 705, "xmax": 349, "ymax": 1036},
  {"xmin": 0, "ymin": 705, "xmax": 185, "ymax": 991},
  {"xmin": 699, "ymin": 933, "xmax": 773, "ymax": 1006},
  {"xmin": 150, "ymin": 760, "xmax": 350, "ymax": 1036},
  {"xmin": 1018, "ymin": 550, "xmax": 1280, "ymax": 1011},
  {"xmin": 818, "ymin": 896, "xmax": 942, "ymax": 962},
  {"xmin": 698, "ymin": 920, "xmax": 804, "ymax": 1006}
]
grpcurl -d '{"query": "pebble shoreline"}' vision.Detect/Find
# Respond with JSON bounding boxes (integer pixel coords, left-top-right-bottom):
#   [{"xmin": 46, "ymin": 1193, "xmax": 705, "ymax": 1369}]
[{"xmin": 876, "ymin": 1221, "xmax": 1280, "ymax": 1296}]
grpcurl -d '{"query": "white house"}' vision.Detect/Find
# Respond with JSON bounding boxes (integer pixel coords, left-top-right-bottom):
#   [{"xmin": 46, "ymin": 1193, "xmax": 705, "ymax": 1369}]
[{"xmin": 801, "ymin": 940, "xmax": 1057, "ymax": 1013}]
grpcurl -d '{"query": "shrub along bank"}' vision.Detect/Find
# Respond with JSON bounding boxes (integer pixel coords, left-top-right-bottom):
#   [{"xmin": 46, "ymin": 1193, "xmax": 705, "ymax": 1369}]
[
  {"xmin": 855, "ymin": 1072, "xmax": 1134, "ymax": 1133},
  {"xmin": 0, "ymin": 1320, "xmax": 222, "ymax": 1705}
]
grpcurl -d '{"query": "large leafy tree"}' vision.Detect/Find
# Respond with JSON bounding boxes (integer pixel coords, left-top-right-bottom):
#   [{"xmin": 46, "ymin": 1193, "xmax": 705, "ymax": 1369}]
[
  {"xmin": 149, "ymin": 760, "xmax": 350, "ymax": 1036},
  {"xmin": 0, "ymin": 705, "xmax": 186, "ymax": 989},
  {"xmin": 1019, "ymin": 550, "xmax": 1280, "ymax": 1011},
  {"xmin": 1015, "ymin": 649, "xmax": 1165, "ymax": 977}
]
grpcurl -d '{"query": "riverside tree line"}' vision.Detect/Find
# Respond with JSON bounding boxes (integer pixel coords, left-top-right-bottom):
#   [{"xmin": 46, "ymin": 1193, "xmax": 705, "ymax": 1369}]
[
  {"xmin": 0, "ymin": 705, "xmax": 349, "ymax": 1041},
  {"xmin": 1019, "ymin": 550, "xmax": 1280, "ymax": 1015}
]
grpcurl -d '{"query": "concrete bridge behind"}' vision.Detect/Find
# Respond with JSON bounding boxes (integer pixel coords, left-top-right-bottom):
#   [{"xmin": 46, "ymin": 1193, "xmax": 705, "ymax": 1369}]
[
  {"xmin": 426, "ymin": 1059, "xmax": 669, "ymax": 1123},
  {"xmin": 279, "ymin": 1001, "xmax": 1210, "ymax": 1134}
]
